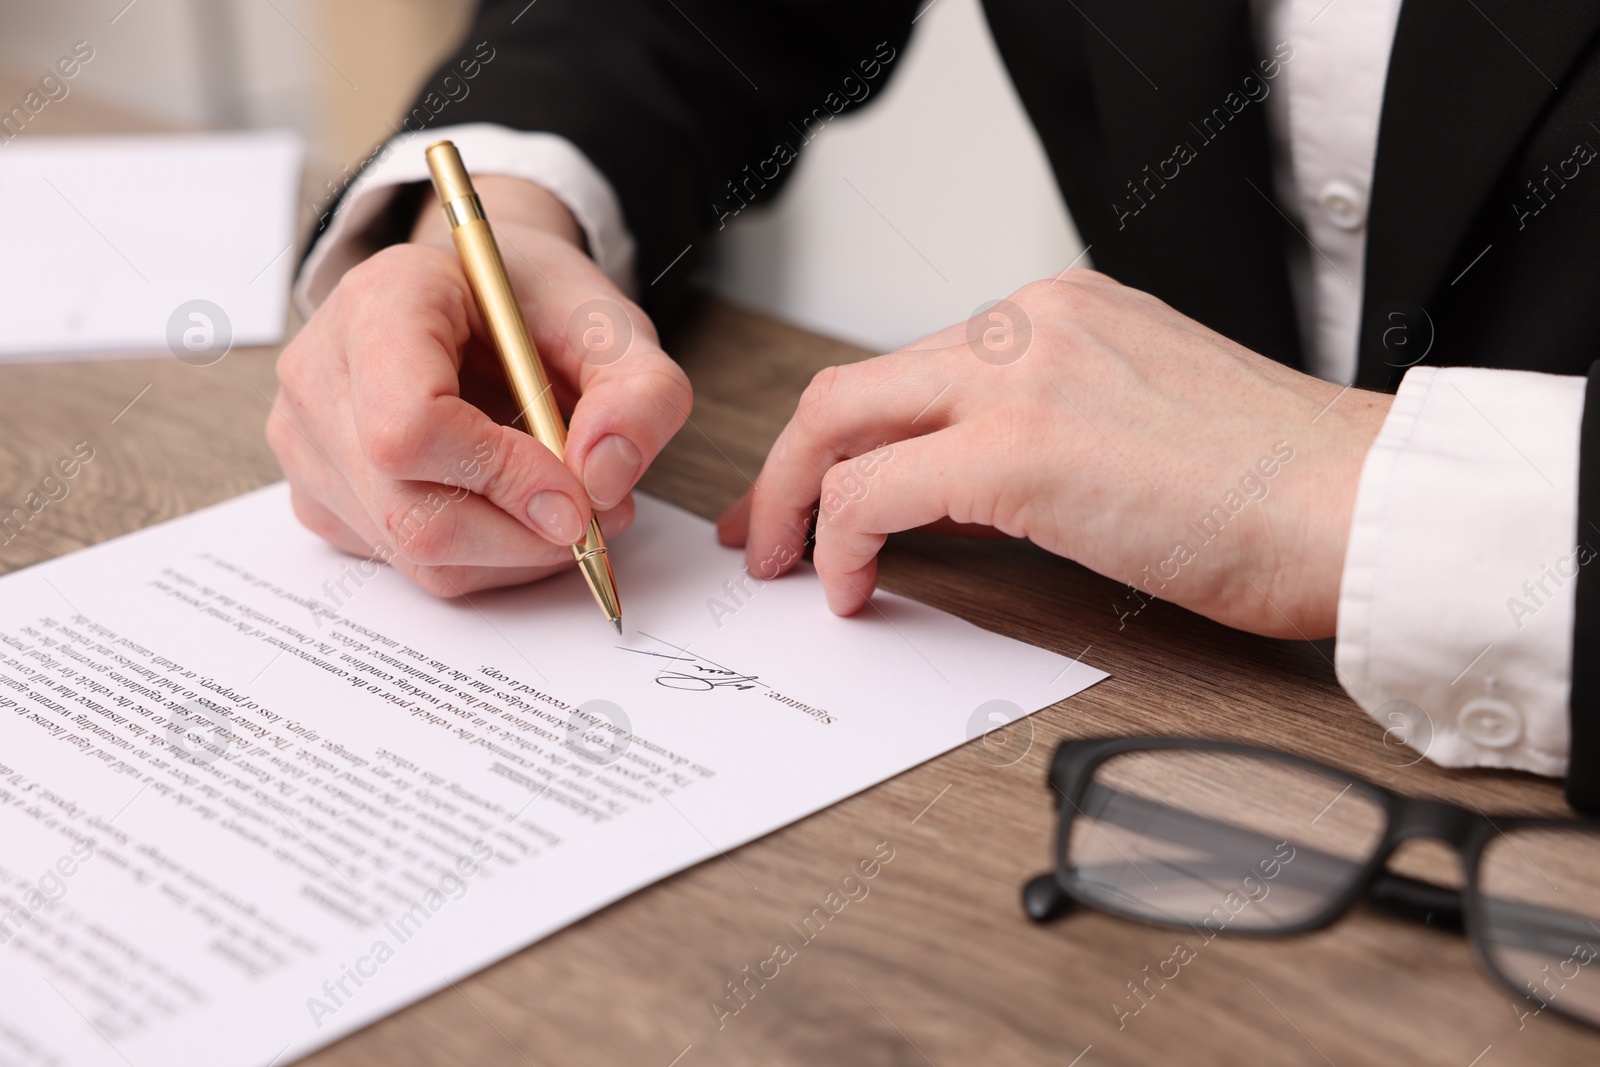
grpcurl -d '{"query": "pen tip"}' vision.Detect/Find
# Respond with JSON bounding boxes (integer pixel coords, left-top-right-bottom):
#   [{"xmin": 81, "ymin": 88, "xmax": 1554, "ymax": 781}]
[{"xmin": 611, "ymin": 618, "xmax": 623, "ymax": 636}]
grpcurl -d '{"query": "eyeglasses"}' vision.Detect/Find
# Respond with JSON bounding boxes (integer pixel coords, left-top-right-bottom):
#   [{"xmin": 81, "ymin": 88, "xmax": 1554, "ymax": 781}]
[{"xmin": 1023, "ymin": 737, "xmax": 1600, "ymax": 1033}]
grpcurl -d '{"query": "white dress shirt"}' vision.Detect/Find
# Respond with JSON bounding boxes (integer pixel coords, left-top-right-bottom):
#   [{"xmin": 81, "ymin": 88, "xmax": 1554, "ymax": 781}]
[
  {"xmin": 296, "ymin": 0, "xmax": 1586, "ymax": 777},
  {"xmin": 295, "ymin": 123, "xmax": 638, "ymax": 309}
]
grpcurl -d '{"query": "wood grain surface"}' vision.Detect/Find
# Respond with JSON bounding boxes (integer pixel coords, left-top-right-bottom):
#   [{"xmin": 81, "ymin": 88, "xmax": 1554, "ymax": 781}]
[{"xmin": 3, "ymin": 295, "xmax": 1597, "ymax": 1067}]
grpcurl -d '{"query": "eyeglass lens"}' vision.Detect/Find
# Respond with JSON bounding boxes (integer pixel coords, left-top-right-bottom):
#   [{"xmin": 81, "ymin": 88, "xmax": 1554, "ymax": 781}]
[
  {"xmin": 1064, "ymin": 748, "xmax": 1387, "ymax": 933},
  {"xmin": 1477, "ymin": 825, "xmax": 1600, "ymax": 1028}
]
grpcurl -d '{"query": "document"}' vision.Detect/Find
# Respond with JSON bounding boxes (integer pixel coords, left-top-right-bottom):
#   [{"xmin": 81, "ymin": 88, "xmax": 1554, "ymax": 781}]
[
  {"xmin": 0, "ymin": 132, "xmax": 303, "ymax": 361},
  {"xmin": 0, "ymin": 485, "xmax": 1103, "ymax": 1066}
]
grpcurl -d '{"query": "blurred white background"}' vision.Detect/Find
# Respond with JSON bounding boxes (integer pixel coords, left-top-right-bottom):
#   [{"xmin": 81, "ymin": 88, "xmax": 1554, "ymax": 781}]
[{"xmin": 0, "ymin": 0, "xmax": 1083, "ymax": 351}]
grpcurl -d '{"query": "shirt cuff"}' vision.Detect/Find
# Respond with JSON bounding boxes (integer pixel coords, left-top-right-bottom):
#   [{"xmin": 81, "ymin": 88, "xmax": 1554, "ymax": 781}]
[
  {"xmin": 1336, "ymin": 365, "xmax": 1586, "ymax": 777},
  {"xmin": 293, "ymin": 122, "xmax": 638, "ymax": 316}
]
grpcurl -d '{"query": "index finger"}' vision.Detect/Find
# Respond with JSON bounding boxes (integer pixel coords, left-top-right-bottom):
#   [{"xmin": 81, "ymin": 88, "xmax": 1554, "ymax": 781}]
[
  {"xmin": 339, "ymin": 246, "xmax": 595, "ymax": 545},
  {"xmin": 744, "ymin": 353, "xmax": 952, "ymax": 577},
  {"xmin": 537, "ymin": 294, "xmax": 693, "ymax": 511}
]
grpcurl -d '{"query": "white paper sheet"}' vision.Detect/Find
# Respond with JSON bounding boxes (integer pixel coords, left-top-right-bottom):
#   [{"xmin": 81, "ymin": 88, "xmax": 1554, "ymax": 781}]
[
  {"xmin": 0, "ymin": 485, "xmax": 1103, "ymax": 1066},
  {"xmin": 0, "ymin": 132, "xmax": 303, "ymax": 361}
]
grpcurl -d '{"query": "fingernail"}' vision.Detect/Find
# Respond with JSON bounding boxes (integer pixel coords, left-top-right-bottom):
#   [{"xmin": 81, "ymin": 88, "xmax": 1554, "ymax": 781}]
[
  {"xmin": 583, "ymin": 435, "xmax": 643, "ymax": 508},
  {"xmin": 528, "ymin": 491, "xmax": 583, "ymax": 544}
]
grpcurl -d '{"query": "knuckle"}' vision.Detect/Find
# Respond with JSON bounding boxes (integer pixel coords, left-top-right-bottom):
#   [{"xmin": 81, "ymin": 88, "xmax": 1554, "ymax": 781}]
[
  {"xmin": 1020, "ymin": 274, "xmax": 1090, "ymax": 312},
  {"xmin": 816, "ymin": 463, "xmax": 868, "ymax": 534},
  {"xmin": 341, "ymin": 244, "xmax": 411, "ymax": 298},
  {"xmin": 649, "ymin": 361, "xmax": 694, "ymax": 423},
  {"xmin": 335, "ymin": 244, "xmax": 469, "ymax": 347},
  {"xmin": 816, "ymin": 477, "xmax": 852, "ymax": 526},
  {"xmin": 473, "ymin": 432, "xmax": 540, "ymax": 507},
  {"xmin": 796, "ymin": 364, "xmax": 845, "ymax": 423},
  {"xmin": 337, "ymin": 245, "xmax": 461, "ymax": 326},
  {"xmin": 1037, "ymin": 286, "xmax": 1091, "ymax": 331},
  {"xmin": 274, "ymin": 340, "xmax": 312, "ymax": 398},
  {"xmin": 1026, "ymin": 279, "xmax": 1082, "ymax": 319},
  {"xmin": 263, "ymin": 406, "xmax": 295, "ymax": 461},
  {"xmin": 622, "ymin": 362, "xmax": 693, "ymax": 438},
  {"xmin": 288, "ymin": 490, "xmax": 337, "ymax": 541},
  {"xmin": 817, "ymin": 460, "xmax": 851, "ymax": 501},
  {"xmin": 335, "ymin": 254, "xmax": 387, "ymax": 308},
  {"xmin": 383, "ymin": 495, "xmax": 456, "ymax": 566},
  {"xmin": 621, "ymin": 296, "xmax": 660, "ymax": 346},
  {"xmin": 1015, "ymin": 278, "xmax": 1057, "ymax": 304},
  {"xmin": 407, "ymin": 564, "xmax": 464, "ymax": 599},
  {"xmin": 361, "ymin": 404, "xmax": 431, "ymax": 478}
]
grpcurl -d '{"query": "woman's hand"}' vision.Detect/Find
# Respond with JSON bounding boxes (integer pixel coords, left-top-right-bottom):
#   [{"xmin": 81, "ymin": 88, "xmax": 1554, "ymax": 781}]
[
  {"xmin": 268, "ymin": 177, "xmax": 691, "ymax": 597},
  {"xmin": 718, "ymin": 269, "xmax": 1390, "ymax": 639}
]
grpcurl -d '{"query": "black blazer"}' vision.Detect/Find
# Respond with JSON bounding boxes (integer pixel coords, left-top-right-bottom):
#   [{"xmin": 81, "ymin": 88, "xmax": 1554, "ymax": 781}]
[{"xmin": 375, "ymin": 0, "xmax": 1600, "ymax": 809}]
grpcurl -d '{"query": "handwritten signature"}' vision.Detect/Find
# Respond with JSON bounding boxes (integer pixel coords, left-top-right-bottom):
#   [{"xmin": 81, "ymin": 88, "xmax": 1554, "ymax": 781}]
[{"xmin": 620, "ymin": 634, "xmax": 767, "ymax": 693}]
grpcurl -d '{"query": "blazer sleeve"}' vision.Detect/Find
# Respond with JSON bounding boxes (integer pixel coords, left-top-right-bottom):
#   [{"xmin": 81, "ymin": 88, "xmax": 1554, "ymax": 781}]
[
  {"xmin": 1569, "ymin": 365, "xmax": 1600, "ymax": 813},
  {"xmin": 377, "ymin": 0, "xmax": 920, "ymax": 309}
]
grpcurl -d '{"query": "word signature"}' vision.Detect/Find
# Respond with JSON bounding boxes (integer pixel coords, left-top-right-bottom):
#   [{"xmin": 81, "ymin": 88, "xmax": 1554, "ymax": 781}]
[{"xmin": 620, "ymin": 637, "xmax": 767, "ymax": 694}]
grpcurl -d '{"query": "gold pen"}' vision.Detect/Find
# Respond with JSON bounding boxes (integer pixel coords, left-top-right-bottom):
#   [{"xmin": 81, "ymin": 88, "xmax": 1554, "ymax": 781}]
[{"xmin": 424, "ymin": 140, "xmax": 622, "ymax": 633}]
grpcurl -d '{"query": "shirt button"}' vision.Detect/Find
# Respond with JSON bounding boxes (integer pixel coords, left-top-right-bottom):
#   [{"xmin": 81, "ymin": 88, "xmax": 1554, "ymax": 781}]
[
  {"xmin": 1318, "ymin": 180, "xmax": 1367, "ymax": 231},
  {"xmin": 1457, "ymin": 696, "xmax": 1523, "ymax": 749}
]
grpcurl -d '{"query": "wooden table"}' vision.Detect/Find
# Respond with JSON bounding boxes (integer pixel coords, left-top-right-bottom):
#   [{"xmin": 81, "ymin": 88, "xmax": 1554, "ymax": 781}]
[
  {"xmin": 5, "ymin": 60, "xmax": 1597, "ymax": 1067},
  {"xmin": 3, "ymin": 292, "xmax": 1596, "ymax": 1067}
]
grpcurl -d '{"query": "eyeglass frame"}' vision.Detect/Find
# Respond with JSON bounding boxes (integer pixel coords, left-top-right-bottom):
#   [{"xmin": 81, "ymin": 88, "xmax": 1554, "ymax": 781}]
[{"xmin": 1023, "ymin": 735, "xmax": 1600, "ymax": 1034}]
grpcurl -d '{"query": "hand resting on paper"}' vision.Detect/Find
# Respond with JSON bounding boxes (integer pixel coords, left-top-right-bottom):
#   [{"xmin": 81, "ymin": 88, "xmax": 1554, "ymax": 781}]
[
  {"xmin": 717, "ymin": 269, "xmax": 1393, "ymax": 639},
  {"xmin": 267, "ymin": 177, "xmax": 691, "ymax": 596}
]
